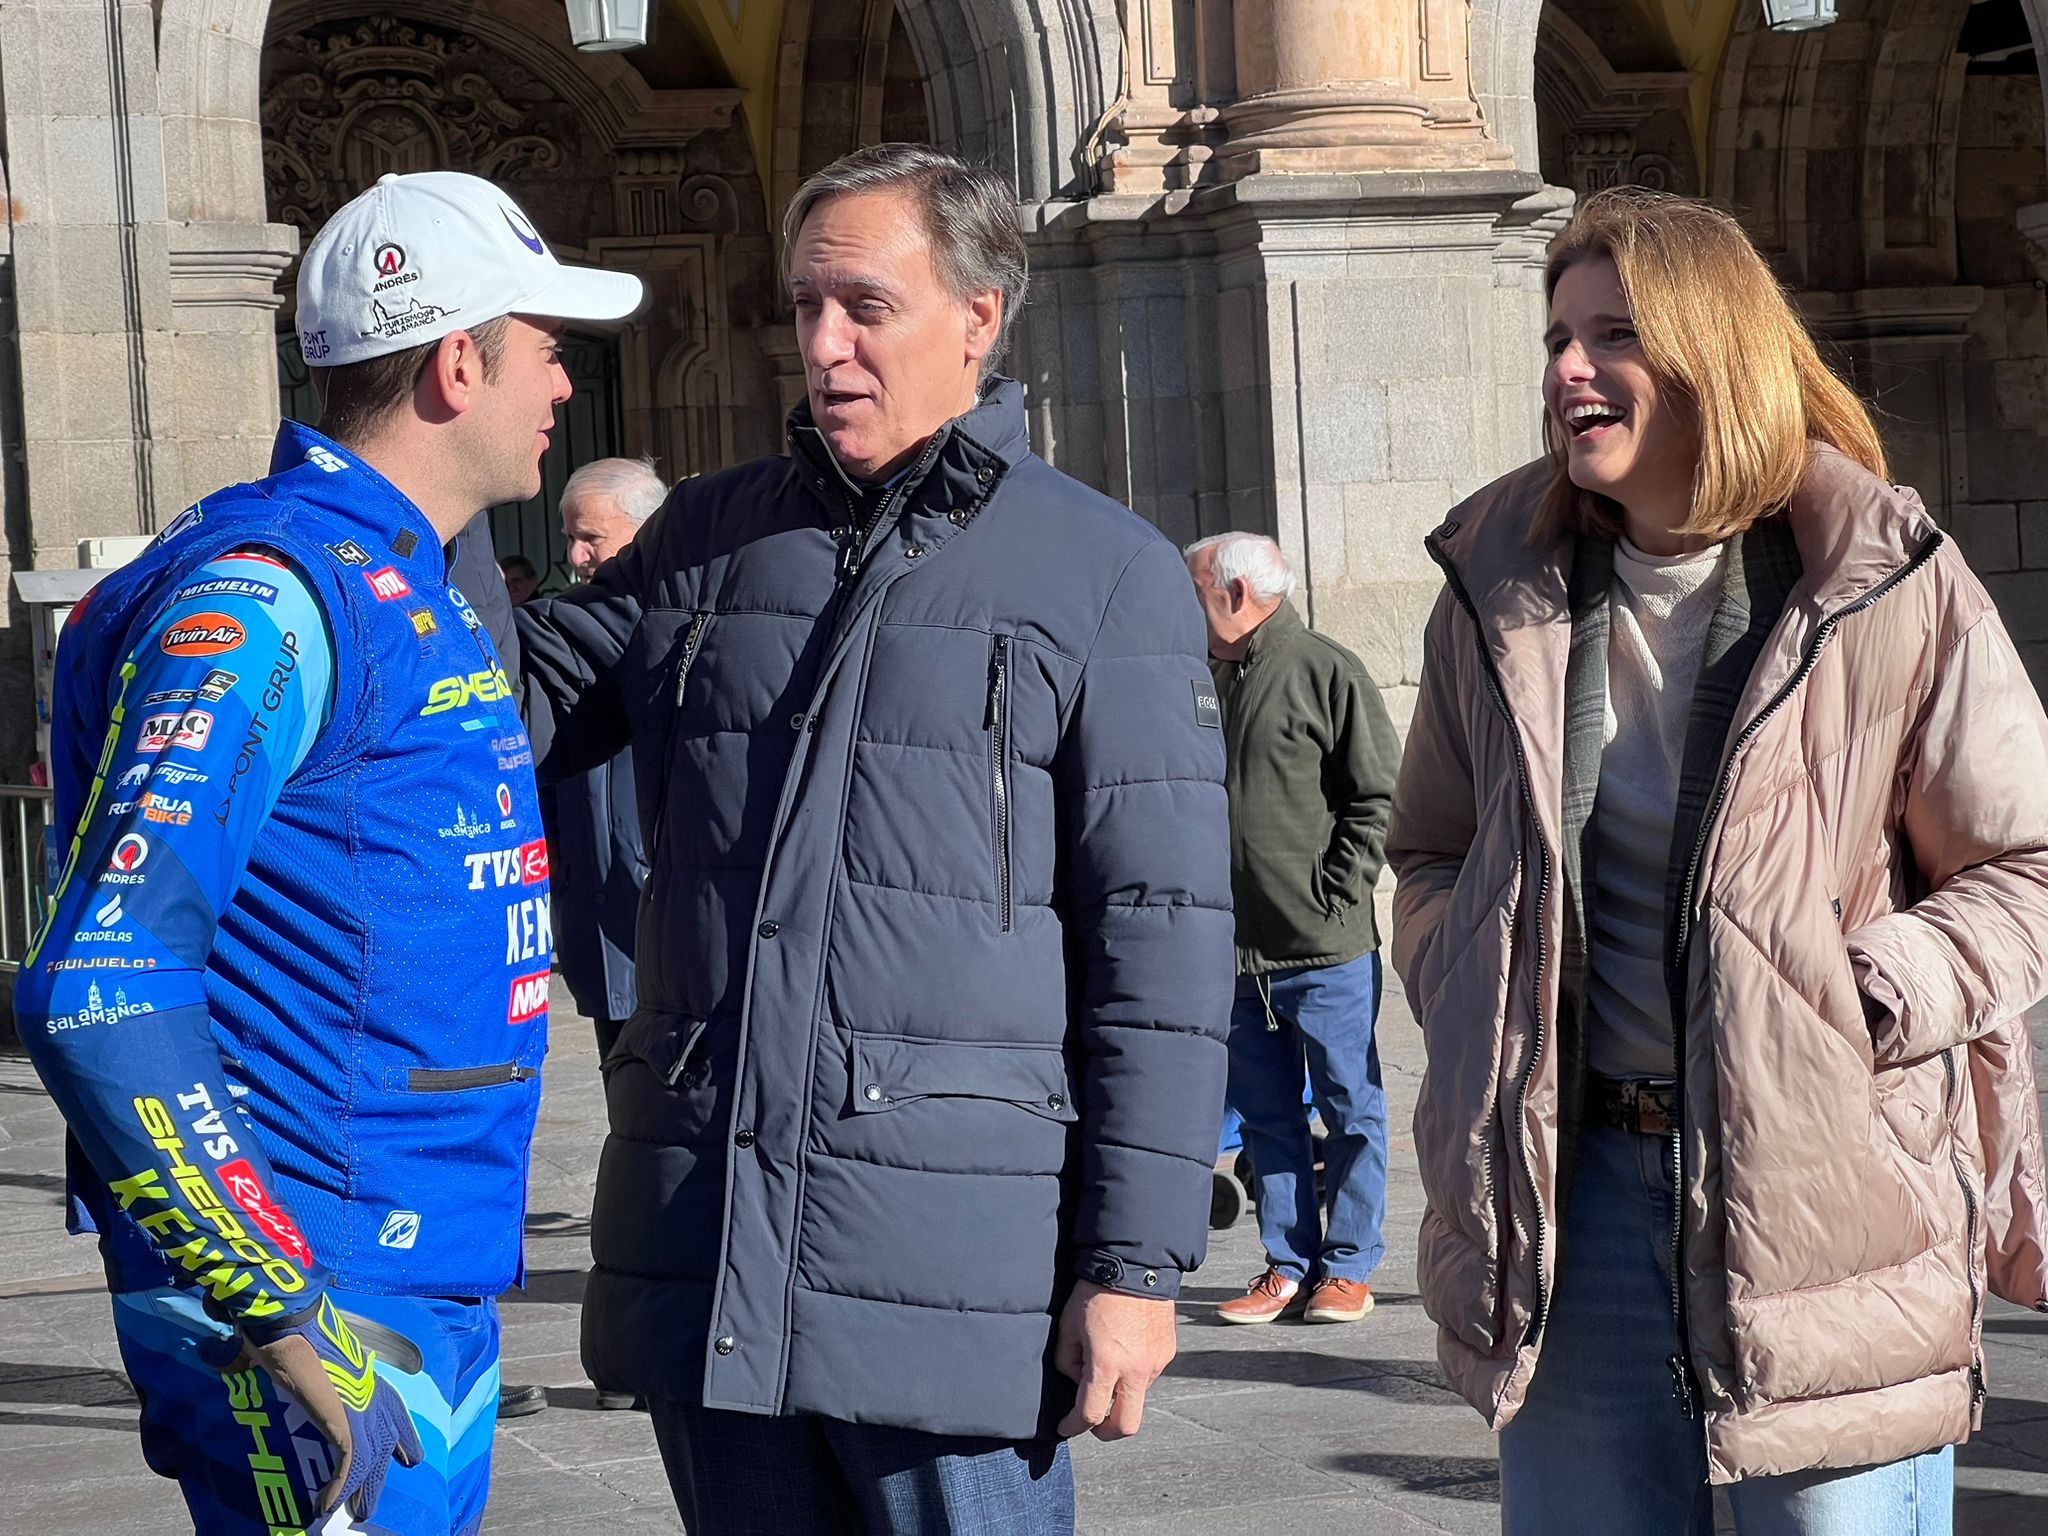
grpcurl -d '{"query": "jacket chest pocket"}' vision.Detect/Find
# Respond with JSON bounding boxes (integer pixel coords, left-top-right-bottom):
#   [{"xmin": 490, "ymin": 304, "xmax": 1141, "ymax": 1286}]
[
  {"xmin": 849, "ymin": 1032, "xmax": 1077, "ymax": 1123},
  {"xmin": 648, "ymin": 612, "xmax": 712, "ymax": 859}
]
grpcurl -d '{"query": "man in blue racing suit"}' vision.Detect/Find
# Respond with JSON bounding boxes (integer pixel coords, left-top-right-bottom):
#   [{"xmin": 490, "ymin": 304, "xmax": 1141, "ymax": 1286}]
[{"xmin": 12, "ymin": 171, "xmax": 641, "ymax": 1534}]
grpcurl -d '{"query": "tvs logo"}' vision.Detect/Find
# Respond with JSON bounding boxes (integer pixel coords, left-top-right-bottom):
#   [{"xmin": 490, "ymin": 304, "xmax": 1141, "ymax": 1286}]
[
  {"xmin": 364, "ymin": 567, "xmax": 412, "ymax": 602},
  {"xmin": 377, "ymin": 1210, "xmax": 421, "ymax": 1250},
  {"xmin": 374, "ymin": 243, "xmax": 405, "ymax": 277},
  {"xmin": 219, "ymin": 1159, "xmax": 314, "ymax": 1266},
  {"xmin": 464, "ymin": 839, "xmax": 549, "ymax": 891},
  {"xmin": 508, "ymin": 971, "xmax": 550, "ymax": 1025},
  {"xmin": 160, "ymin": 613, "xmax": 245, "ymax": 657}
]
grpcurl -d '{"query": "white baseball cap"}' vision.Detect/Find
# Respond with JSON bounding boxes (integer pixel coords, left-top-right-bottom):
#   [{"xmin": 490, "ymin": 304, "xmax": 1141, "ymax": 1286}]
[{"xmin": 294, "ymin": 171, "xmax": 644, "ymax": 367}]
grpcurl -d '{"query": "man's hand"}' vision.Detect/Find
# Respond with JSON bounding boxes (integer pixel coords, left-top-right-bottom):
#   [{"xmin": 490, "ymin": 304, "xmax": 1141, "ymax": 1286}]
[
  {"xmin": 1054, "ymin": 1279, "xmax": 1177, "ymax": 1441},
  {"xmin": 210, "ymin": 1296, "xmax": 422, "ymax": 1518}
]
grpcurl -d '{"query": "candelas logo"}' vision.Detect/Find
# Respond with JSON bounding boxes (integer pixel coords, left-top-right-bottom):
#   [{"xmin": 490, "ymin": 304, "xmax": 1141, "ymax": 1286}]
[
  {"xmin": 160, "ymin": 613, "xmax": 245, "ymax": 657},
  {"xmin": 421, "ymin": 668, "xmax": 512, "ymax": 717},
  {"xmin": 508, "ymin": 971, "xmax": 550, "ymax": 1025}
]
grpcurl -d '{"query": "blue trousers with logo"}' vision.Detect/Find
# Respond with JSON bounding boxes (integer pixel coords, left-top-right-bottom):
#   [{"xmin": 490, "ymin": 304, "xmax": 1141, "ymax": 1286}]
[
  {"xmin": 1500, "ymin": 1125, "xmax": 1954, "ymax": 1534},
  {"xmin": 112, "ymin": 1285, "xmax": 501, "ymax": 1535},
  {"xmin": 1227, "ymin": 949, "xmax": 1388, "ymax": 1284},
  {"xmin": 648, "ymin": 1400, "xmax": 1075, "ymax": 1534}
]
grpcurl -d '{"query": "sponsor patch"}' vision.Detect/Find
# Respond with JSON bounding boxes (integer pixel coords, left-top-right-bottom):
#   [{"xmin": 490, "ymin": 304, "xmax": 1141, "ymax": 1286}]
[
  {"xmin": 408, "ymin": 608, "xmax": 438, "ymax": 640},
  {"xmin": 1192, "ymin": 679, "xmax": 1222, "ymax": 729},
  {"xmin": 197, "ymin": 669, "xmax": 239, "ymax": 702},
  {"xmin": 464, "ymin": 839, "xmax": 549, "ymax": 891},
  {"xmin": 422, "ymin": 668, "xmax": 513, "ymax": 718},
  {"xmin": 306, "ymin": 446, "xmax": 348, "ymax": 474},
  {"xmin": 508, "ymin": 971, "xmax": 550, "ymax": 1025},
  {"xmin": 326, "ymin": 539, "xmax": 372, "ymax": 567},
  {"xmin": 153, "ymin": 505, "xmax": 204, "ymax": 546},
  {"xmin": 377, "ymin": 1210, "xmax": 421, "ymax": 1250},
  {"xmin": 390, "ymin": 529, "xmax": 419, "ymax": 559},
  {"xmin": 437, "ymin": 805, "xmax": 492, "ymax": 840},
  {"xmin": 160, "ymin": 614, "xmax": 245, "ymax": 657},
  {"xmin": 365, "ymin": 297, "xmax": 452, "ymax": 341},
  {"xmin": 364, "ymin": 567, "xmax": 412, "ymax": 602},
  {"xmin": 137, "ymin": 711, "xmax": 212, "ymax": 753},
  {"xmin": 219, "ymin": 1159, "xmax": 315, "ymax": 1267},
  {"xmin": 108, "ymin": 835, "xmax": 149, "ymax": 874},
  {"xmin": 175, "ymin": 575, "xmax": 278, "ymax": 606}
]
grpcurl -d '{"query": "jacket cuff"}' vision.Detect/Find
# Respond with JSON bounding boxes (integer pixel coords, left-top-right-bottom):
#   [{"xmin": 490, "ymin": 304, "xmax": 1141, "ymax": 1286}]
[{"xmin": 1075, "ymin": 1250, "xmax": 1182, "ymax": 1301}]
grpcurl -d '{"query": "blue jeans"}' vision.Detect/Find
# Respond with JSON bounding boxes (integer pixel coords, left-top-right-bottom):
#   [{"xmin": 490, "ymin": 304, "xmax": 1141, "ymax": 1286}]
[
  {"xmin": 1227, "ymin": 949, "xmax": 1388, "ymax": 1283},
  {"xmin": 1500, "ymin": 1124, "xmax": 1955, "ymax": 1535},
  {"xmin": 648, "ymin": 1400, "xmax": 1075, "ymax": 1534},
  {"xmin": 113, "ymin": 1285, "xmax": 499, "ymax": 1536}
]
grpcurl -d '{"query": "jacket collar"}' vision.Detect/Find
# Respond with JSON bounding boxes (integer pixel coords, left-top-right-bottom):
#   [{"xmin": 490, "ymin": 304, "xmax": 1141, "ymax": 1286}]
[
  {"xmin": 784, "ymin": 376, "xmax": 1033, "ymax": 513},
  {"xmin": 1240, "ymin": 600, "xmax": 1304, "ymax": 664},
  {"xmin": 267, "ymin": 419, "xmax": 448, "ymax": 583}
]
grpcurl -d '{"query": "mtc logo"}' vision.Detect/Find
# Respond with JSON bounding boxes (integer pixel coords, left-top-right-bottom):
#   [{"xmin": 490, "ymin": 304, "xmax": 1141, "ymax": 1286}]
[{"xmin": 421, "ymin": 668, "xmax": 512, "ymax": 717}]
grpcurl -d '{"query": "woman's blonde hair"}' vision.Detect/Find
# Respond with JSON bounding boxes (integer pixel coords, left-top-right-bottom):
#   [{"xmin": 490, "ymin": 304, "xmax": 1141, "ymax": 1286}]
[{"xmin": 1537, "ymin": 188, "xmax": 1887, "ymax": 541}]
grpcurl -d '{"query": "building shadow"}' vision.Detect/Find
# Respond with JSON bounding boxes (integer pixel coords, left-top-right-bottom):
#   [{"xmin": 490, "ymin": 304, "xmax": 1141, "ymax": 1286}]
[{"xmin": 1168, "ymin": 1347, "xmax": 1464, "ymax": 1402}]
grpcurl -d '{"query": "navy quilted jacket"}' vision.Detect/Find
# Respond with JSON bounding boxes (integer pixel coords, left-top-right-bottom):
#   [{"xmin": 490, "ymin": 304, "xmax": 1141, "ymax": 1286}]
[{"xmin": 516, "ymin": 381, "xmax": 1233, "ymax": 1437}]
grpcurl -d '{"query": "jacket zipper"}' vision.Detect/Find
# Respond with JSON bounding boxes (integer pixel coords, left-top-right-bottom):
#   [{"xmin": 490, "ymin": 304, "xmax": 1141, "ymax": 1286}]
[
  {"xmin": 836, "ymin": 434, "xmax": 948, "ymax": 588},
  {"xmin": 1427, "ymin": 540, "xmax": 1555, "ymax": 1346},
  {"xmin": 1942, "ymin": 1047, "xmax": 1990, "ymax": 1408},
  {"xmin": 649, "ymin": 613, "xmax": 712, "ymax": 858},
  {"xmin": 406, "ymin": 1063, "xmax": 538, "ymax": 1093},
  {"xmin": 1663, "ymin": 530, "xmax": 1943, "ymax": 1420},
  {"xmin": 988, "ymin": 634, "xmax": 1013, "ymax": 932}
]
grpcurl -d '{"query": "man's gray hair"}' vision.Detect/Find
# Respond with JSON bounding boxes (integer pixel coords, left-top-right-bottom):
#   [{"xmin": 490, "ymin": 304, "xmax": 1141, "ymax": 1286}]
[
  {"xmin": 1184, "ymin": 532, "xmax": 1297, "ymax": 606},
  {"xmin": 782, "ymin": 143, "xmax": 1028, "ymax": 378},
  {"xmin": 562, "ymin": 456, "xmax": 665, "ymax": 525}
]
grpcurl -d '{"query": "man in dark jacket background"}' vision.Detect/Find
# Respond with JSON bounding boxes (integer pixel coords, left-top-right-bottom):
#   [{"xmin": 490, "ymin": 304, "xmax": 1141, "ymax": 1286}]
[
  {"xmin": 1185, "ymin": 533, "xmax": 1402, "ymax": 1328},
  {"xmin": 548, "ymin": 456, "xmax": 661, "ymax": 1060},
  {"xmin": 515, "ymin": 145, "xmax": 1233, "ymax": 1533}
]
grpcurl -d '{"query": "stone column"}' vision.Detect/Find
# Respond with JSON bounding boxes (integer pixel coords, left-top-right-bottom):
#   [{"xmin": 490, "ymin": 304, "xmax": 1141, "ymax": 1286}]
[{"xmin": 1220, "ymin": 0, "xmax": 1511, "ymax": 175}]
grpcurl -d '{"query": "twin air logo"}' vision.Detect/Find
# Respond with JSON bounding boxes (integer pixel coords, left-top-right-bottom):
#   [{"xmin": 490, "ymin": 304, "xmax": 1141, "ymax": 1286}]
[
  {"xmin": 421, "ymin": 668, "xmax": 513, "ymax": 719},
  {"xmin": 364, "ymin": 567, "xmax": 411, "ymax": 602},
  {"xmin": 305, "ymin": 446, "xmax": 349, "ymax": 474},
  {"xmin": 508, "ymin": 971, "xmax": 550, "ymax": 1025},
  {"xmin": 377, "ymin": 1210, "xmax": 421, "ymax": 1250},
  {"xmin": 465, "ymin": 839, "xmax": 548, "ymax": 891},
  {"xmin": 137, "ymin": 709, "xmax": 214, "ymax": 754},
  {"xmin": 160, "ymin": 614, "xmax": 245, "ymax": 657}
]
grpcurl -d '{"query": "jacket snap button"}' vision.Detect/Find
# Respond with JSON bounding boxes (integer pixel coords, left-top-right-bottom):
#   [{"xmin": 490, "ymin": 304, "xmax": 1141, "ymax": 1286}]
[
  {"xmin": 947, "ymin": 509, "xmax": 968, "ymax": 526},
  {"xmin": 1142, "ymin": 1270, "xmax": 1159, "ymax": 1288},
  {"xmin": 790, "ymin": 712, "xmax": 807, "ymax": 730},
  {"xmin": 976, "ymin": 465, "xmax": 995, "ymax": 485},
  {"xmin": 832, "ymin": 525, "xmax": 850, "ymax": 541},
  {"xmin": 734, "ymin": 1129, "xmax": 755, "ymax": 1148},
  {"xmin": 714, "ymin": 1336, "xmax": 735, "ymax": 1355},
  {"xmin": 864, "ymin": 1084, "xmax": 883, "ymax": 1102},
  {"xmin": 758, "ymin": 920, "xmax": 780, "ymax": 939},
  {"xmin": 1047, "ymin": 1094, "xmax": 1064, "ymax": 1112},
  {"xmin": 906, "ymin": 544, "xmax": 925, "ymax": 559}
]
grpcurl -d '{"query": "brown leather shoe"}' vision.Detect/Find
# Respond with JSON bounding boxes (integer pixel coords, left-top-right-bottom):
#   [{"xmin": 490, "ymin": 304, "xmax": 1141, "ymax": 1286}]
[
  {"xmin": 1302, "ymin": 1276, "xmax": 1374, "ymax": 1323},
  {"xmin": 1217, "ymin": 1267, "xmax": 1303, "ymax": 1325}
]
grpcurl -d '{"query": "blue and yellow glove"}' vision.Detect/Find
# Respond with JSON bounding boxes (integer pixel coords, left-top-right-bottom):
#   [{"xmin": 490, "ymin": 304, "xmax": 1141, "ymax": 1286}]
[{"xmin": 208, "ymin": 1294, "xmax": 423, "ymax": 1519}]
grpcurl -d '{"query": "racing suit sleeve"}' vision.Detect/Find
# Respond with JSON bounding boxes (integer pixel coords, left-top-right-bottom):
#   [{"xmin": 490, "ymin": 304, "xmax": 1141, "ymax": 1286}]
[{"xmin": 18, "ymin": 551, "xmax": 337, "ymax": 1330}]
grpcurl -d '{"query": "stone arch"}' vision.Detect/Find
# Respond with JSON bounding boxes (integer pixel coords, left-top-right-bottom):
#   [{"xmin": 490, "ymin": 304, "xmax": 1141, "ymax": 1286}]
[
  {"xmin": 891, "ymin": 0, "xmax": 1122, "ymax": 203},
  {"xmin": 1708, "ymin": 0, "xmax": 1976, "ymax": 289},
  {"xmin": 1472, "ymin": 0, "xmax": 1554, "ymax": 175},
  {"xmin": 158, "ymin": 0, "xmax": 277, "ymax": 223}
]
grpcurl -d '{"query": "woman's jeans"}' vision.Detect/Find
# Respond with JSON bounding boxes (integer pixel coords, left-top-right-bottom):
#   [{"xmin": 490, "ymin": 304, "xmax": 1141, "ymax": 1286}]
[{"xmin": 1499, "ymin": 1123, "xmax": 1954, "ymax": 1536}]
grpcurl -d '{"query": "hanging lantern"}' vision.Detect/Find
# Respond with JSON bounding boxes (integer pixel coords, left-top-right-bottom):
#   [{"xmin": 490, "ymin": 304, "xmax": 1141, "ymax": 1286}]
[
  {"xmin": 566, "ymin": 0, "xmax": 651, "ymax": 51},
  {"xmin": 1761, "ymin": 0, "xmax": 1836, "ymax": 31}
]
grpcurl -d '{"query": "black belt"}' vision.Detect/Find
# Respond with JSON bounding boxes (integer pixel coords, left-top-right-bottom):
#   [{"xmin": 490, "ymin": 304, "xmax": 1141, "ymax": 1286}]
[{"xmin": 1587, "ymin": 1074, "xmax": 1678, "ymax": 1136}]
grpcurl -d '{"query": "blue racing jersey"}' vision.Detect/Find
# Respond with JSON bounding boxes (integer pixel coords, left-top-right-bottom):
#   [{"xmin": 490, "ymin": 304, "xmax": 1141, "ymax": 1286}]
[{"xmin": 14, "ymin": 420, "xmax": 549, "ymax": 1317}]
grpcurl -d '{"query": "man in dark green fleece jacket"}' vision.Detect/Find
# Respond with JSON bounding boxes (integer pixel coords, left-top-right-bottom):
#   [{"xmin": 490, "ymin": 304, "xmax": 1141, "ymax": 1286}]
[{"xmin": 1185, "ymin": 533, "xmax": 1402, "ymax": 1327}]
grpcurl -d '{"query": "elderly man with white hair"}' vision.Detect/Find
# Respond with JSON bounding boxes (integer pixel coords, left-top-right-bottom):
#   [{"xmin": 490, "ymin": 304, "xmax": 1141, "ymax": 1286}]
[{"xmin": 1183, "ymin": 532, "xmax": 1403, "ymax": 1327}]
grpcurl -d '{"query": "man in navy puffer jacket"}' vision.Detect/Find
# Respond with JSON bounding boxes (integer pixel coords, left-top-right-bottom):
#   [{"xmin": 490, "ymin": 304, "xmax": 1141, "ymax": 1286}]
[{"xmin": 516, "ymin": 146, "xmax": 1234, "ymax": 1532}]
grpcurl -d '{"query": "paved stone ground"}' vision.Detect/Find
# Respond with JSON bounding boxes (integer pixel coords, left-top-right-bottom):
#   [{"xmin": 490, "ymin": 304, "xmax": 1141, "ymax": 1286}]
[{"xmin": 2, "ymin": 974, "xmax": 2044, "ymax": 1533}]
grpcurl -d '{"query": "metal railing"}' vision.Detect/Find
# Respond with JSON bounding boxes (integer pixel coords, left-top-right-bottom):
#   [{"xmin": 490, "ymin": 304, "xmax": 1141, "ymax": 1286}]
[{"xmin": 0, "ymin": 786, "xmax": 53, "ymax": 972}]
